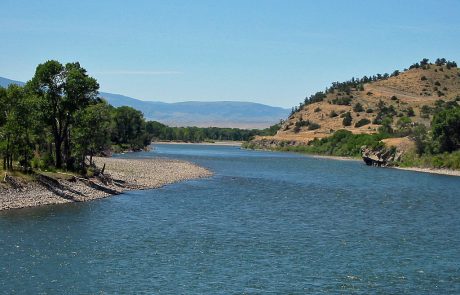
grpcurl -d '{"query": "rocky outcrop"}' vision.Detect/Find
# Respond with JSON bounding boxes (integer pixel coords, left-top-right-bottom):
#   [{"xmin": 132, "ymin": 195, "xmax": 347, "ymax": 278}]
[{"xmin": 361, "ymin": 146, "xmax": 403, "ymax": 167}]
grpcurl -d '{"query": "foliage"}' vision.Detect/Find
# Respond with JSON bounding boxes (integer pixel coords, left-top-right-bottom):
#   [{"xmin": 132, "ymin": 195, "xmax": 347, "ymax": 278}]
[
  {"xmin": 431, "ymin": 106, "xmax": 460, "ymax": 153},
  {"xmin": 111, "ymin": 106, "xmax": 150, "ymax": 150},
  {"xmin": 353, "ymin": 102, "xmax": 364, "ymax": 112},
  {"xmin": 400, "ymin": 150, "xmax": 460, "ymax": 170},
  {"xmin": 342, "ymin": 112, "xmax": 352, "ymax": 126},
  {"xmin": 145, "ymin": 121, "xmax": 282, "ymax": 142},
  {"xmin": 277, "ymin": 130, "xmax": 387, "ymax": 157},
  {"xmin": 355, "ymin": 118, "xmax": 371, "ymax": 128},
  {"xmin": 29, "ymin": 60, "xmax": 99, "ymax": 168},
  {"xmin": 73, "ymin": 101, "xmax": 112, "ymax": 168},
  {"xmin": 331, "ymin": 97, "xmax": 352, "ymax": 106}
]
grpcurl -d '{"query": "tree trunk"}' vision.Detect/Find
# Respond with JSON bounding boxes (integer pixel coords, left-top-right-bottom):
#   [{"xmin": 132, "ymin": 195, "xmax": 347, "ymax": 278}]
[
  {"xmin": 64, "ymin": 129, "xmax": 72, "ymax": 168},
  {"xmin": 55, "ymin": 136, "xmax": 63, "ymax": 169}
]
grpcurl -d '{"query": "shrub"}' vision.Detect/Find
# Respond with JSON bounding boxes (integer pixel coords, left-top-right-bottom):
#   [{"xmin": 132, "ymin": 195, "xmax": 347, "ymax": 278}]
[
  {"xmin": 435, "ymin": 81, "xmax": 441, "ymax": 86},
  {"xmin": 331, "ymin": 97, "xmax": 352, "ymax": 106},
  {"xmin": 355, "ymin": 118, "xmax": 371, "ymax": 128},
  {"xmin": 431, "ymin": 107, "xmax": 460, "ymax": 152},
  {"xmin": 353, "ymin": 102, "xmax": 364, "ymax": 112},
  {"xmin": 421, "ymin": 105, "xmax": 431, "ymax": 118},
  {"xmin": 308, "ymin": 122, "xmax": 321, "ymax": 130},
  {"xmin": 314, "ymin": 107, "xmax": 321, "ymax": 112},
  {"xmin": 406, "ymin": 107, "xmax": 415, "ymax": 117},
  {"xmin": 342, "ymin": 112, "xmax": 352, "ymax": 126},
  {"xmin": 366, "ymin": 108, "xmax": 374, "ymax": 113},
  {"xmin": 420, "ymin": 76, "xmax": 427, "ymax": 81},
  {"xmin": 329, "ymin": 110, "xmax": 338, "ymax": 118},
  {"xmin": 391, "ymin": 95, "xmax": 398, "ymax": 101}
]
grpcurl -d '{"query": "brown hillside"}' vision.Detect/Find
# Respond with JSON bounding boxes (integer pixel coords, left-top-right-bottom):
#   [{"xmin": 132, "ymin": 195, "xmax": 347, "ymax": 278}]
[{"xmin": 268, "ymin": 62, "xmax": 460, "ymax": 143}]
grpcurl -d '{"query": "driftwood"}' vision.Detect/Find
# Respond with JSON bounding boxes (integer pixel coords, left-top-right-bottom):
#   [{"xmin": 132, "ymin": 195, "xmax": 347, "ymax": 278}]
[
  {"xmin": 4, "ymin": 174, "xmax": 24, "ymax": 190},
  {"xmin": 36, "ymin": 174, "xmax": 80, "ymax": 201}
]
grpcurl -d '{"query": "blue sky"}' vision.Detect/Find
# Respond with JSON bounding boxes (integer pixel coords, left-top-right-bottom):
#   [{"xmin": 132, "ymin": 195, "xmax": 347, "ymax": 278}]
[{"xmin": 1, "ymin": 0, "xmax": 459, "ymax": 108}]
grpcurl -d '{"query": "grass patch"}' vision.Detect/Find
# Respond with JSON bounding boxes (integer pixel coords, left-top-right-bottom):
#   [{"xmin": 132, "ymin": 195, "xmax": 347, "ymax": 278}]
[{"xmin": 400, "ymin": 150, "xmax": 460, "ymax": 170}]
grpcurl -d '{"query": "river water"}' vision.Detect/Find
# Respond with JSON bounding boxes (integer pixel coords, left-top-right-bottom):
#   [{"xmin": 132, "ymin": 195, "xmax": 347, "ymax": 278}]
[{"xmin": 1, "ymin": 143, "xmax": 459, "ymax": 294}]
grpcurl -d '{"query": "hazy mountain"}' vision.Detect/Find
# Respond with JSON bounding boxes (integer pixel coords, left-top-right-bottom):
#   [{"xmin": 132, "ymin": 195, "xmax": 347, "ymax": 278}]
[
  {"xmin": 100, "ymin": 92, "xmax": 289, "ymax": 128},
  {"xmin": 0, "ymin": 76, "xmax": 288, "ymax": 129},
  {"xmin": 0, "ymin": 77, "xmax": 24, "ymax": 87}
]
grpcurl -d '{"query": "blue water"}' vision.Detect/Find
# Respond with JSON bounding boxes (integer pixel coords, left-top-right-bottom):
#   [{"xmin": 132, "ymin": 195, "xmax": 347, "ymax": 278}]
[{"xmin": 1, "ymin": 144, "xmax": 459, "ymax": 294}]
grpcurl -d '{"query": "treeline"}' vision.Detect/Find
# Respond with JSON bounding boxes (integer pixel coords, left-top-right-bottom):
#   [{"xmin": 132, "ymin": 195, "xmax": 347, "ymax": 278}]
[
  {"xmin": 0, "ymin": 61, "xmax": 152, "ymax": 172},
  {"xmin": 146, "ymin": 121, "xmax": 282, "ymax": 142},
  {"xmin": 0, "ymin": 60, "xmax": 281, "ymax": 173},
  {"xmin": 291, "ymin": 58, "xmax": 458, "ymax": 115}
]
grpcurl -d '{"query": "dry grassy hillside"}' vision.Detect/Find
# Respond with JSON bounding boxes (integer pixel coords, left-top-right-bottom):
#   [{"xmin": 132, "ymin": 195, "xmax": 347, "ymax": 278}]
[{"xmin": 268, "ymin": 61, "xmax": 460, "ymax": 143}]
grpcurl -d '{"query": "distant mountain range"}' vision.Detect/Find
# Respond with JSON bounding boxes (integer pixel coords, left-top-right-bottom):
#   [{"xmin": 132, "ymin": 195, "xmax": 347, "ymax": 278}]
[{"xmin": 0, "ymin": 76, "xmax": 288, "ymax": 129}]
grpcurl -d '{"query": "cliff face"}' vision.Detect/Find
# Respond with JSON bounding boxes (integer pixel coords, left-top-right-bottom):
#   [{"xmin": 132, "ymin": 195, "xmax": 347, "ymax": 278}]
[{"xmin": 361, "ymin": 146, "xmax": 402, "ymax": 167}]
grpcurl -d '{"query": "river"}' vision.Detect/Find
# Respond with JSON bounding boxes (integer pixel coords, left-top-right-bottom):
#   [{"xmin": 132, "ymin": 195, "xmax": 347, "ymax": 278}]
[{"xmin": 1, "ymin": 143, "xmax": 459, "ymax": 294}]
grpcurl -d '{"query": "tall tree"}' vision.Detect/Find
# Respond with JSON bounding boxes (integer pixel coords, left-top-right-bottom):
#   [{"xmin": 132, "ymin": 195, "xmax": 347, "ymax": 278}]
[
  {"xmin": 111, "ymin": 106, "xmax": 149, "ymax": 150},
  {"xmin": 431, "ymin": 107, "xmax": 460, "ymax": 153},
  {"xmin": 0, "ymin": 85, "xmax": 37, "ymax": 170},
  {"xmin": 30, "ymin": 60, "xmax": 99, "ymax": 168},
  {"xmin": 73, "ymin": 101, "xmax": 112, "ymax": 168}
]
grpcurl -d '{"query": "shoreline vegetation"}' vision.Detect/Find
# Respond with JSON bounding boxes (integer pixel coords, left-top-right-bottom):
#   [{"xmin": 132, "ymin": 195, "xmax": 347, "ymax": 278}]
[
  {"xmin": 242, "ymin": 144, "xmax": 460, "ymax": 177},
  {"xmin": 155, "ymin": 140, "xmax": 243, "ymax": 146},
  {"xmin": 244, "ymin": 59, "xmax": 460, "ymax": 176},
  {"xmin": 0, "ymin": 156, "xmax": 212, "ymax": 211}
]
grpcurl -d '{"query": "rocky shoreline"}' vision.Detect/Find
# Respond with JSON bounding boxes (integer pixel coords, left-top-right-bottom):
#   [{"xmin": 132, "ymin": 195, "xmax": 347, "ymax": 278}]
[{"xmin": 0, "ymin": 157, "xmax": 212, "ymax": 211}]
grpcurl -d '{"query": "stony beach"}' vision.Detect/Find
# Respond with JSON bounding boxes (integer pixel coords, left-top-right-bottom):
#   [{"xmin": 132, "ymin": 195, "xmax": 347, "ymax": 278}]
[{"xmin": 0, "ymin": 157, "xmax": 212, "ymax": 211}]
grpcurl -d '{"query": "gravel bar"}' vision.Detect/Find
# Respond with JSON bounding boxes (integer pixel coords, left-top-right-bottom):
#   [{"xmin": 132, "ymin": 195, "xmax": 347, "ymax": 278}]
[{"xmin": 0, "ymin": 157, "xmax": 212, "ymax": 211}]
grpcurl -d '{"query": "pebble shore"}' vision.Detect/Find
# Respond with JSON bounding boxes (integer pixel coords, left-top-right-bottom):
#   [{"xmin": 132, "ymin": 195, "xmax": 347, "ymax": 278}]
[{"xmin": 0, "ymin": 157, "xmax": 212, "ymax": 211}]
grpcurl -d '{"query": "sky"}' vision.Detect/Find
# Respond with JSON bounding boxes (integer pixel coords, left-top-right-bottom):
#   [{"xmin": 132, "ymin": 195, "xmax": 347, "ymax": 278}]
[{"xmin": 1, "ymin": 0, "xmax": 460, "ymax": 108}]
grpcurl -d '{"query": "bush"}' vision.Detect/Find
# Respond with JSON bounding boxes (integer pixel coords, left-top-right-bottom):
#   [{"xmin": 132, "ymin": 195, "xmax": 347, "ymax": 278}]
[
  {"xmin": 406, "ymin": 107, "xmax": 415, "ymax": 117},
  {"xmin": 314, "ymin": 107, "xmax": 321, "ymax": 112},
  {"xmin": 331, "ymin": 97, "xmax": 352, "ymax": 106},
  {"xmin": 291, "ymin": 130, "xmax": 388, "ymax": 157},
  {"xmin": 420, "ymin": 76, "xmax": 427, "ymax": 81},
  {"xmin": 329, "ymin": 110, "xmax": 338, "ymax": 118},
  {"xmin": 342, "ymin": 112, "xmax": 352, "ymax": 126},
  {"xmin": 355, "ymin": 118, "xmax": 371, "ymax": 128},
  {"xmin": 308, "ymin": 122, "xmax": 321, "ymax": 130},
  {"xmin": 391, "ymin": 95, "xmax": 398, "ymax": 101},
  {"xmin": 366, "ymin": 108, "xmax": 374, "ymax": 113},
  {"xmin": 353, "ymin": 102, "xmax": 364, "ymax": 112},
  {"xmin": 431, "ymin": 106, "xmax": 460, "ymax": 152}
]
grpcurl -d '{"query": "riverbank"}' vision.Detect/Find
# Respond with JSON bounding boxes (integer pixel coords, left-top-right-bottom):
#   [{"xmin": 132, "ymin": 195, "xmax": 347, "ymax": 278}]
[
  {"xmin": 393, "ymin": 166, "xmax": 460, "ymax": 177},
  {"xmin": 155, "ymin": 141, "xmax": 243, "ymax": 146},
  {"xmin": 0, "ymin": 157, "xmax": 212, "ymax": 211},
  {"xmin": 242, "ymin": 144, "xmax": 460, "ymax": 177}
]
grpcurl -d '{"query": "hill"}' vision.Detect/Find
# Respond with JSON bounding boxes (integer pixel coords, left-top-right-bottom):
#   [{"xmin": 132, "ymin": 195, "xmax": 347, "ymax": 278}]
[
  {"xmin": 100, "ymin": 92, "xmax": 289, "ymax": 129},
  {"xmin": 0, "ymin": 77, "xmax": 289, "ymax": 129},
  {"xmin": 0, "ymin": 77, "xmax": 24, "ymax": 87},
  {"xmin": 260, "ymin": 59, "xmax": 460, "ymax": 143}
]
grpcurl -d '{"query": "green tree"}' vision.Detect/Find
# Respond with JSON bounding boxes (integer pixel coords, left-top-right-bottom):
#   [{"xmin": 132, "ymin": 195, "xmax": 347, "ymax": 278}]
[
  {"xmin": 342, "ymin": 112, "xmax": 352, "ymax": 126},
  {"xmin": 0, "ymin": 85, "xmax": 37, "ymax": 170},
  {"xmin": 29, "ymin": 60, "xmax": 99, "ymax": 168},
  {"xmin": 431, "ymin": 107, "xmax": 460, "ymax": 152},
  {"xmin": 111, "ymin": 106, "xmax": 149, "ymax": 150},
  {"xmin": 73, "ymin": 101, "xmax": 112, "ymax": 168}
]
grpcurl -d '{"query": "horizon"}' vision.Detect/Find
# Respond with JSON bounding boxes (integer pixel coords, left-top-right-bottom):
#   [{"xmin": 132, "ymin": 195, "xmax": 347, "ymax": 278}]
[{"xmin": 1, "ymin": 0, "xmax": 460, "ymax": 108}]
